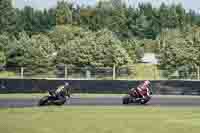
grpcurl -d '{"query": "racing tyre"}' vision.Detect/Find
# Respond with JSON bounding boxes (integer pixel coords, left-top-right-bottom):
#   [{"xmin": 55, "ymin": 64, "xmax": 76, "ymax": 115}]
[
  {"xmin": 38, "ymin": 96, "xmax": 49, "ymax": 106},
  {"xmin": 122, "ymin": 96, "xmax": 130, "ymax": 104},
  {"xmin": 139, "ymin": 96, "xmax": 151, "ymax": 105}
]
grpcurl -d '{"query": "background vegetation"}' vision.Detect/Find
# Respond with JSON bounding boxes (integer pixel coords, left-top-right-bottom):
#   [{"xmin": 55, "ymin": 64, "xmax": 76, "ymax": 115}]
[{"xmin": 1, "ymin": 0, "xmax": 200, "ymax": 79}]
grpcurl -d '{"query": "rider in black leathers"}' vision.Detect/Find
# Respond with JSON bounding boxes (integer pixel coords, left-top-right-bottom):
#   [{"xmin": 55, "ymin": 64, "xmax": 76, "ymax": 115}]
[{"xmin": 48, "ymin": 82, "xmax": 71, "ymax": 104}]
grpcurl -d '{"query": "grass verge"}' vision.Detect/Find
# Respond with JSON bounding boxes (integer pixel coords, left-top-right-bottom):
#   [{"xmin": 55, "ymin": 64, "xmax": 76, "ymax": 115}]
[{"xmin": 0, "ymin": 106, "xmax": 200, "ymax": 133}]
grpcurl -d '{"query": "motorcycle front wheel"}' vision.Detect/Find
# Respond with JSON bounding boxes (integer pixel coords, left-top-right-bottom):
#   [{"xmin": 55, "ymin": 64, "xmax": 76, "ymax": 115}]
[
  {"xmin": 38, "ymin": 96, "xmax": 49, "ymax": 106},
  {"xmin": 139, "ymin": 96, "xmax": 151, "ymax": 104}
]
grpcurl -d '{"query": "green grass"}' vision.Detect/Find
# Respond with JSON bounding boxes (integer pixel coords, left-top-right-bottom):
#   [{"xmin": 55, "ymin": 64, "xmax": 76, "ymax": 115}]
[
  {"xmin": 0, "ymin": 71, "xmax": 16, "ymax": 78},
  {"xmin": 134, "ymin": 63, "xmax": 161, "ymax": 80},
  {"xmin": 0, "ymin": 106, "xmax": 200, "ymax": 133}
]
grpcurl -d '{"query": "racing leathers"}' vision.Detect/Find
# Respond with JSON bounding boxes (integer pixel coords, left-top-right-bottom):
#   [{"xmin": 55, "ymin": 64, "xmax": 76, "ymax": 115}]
[
  {"xmin": 135, "ymin": 80, "xmax": 151, "ymax": 99},
  {"xmin": 49, "ymin": 83, "xmax": 71, "ymax": 104}
]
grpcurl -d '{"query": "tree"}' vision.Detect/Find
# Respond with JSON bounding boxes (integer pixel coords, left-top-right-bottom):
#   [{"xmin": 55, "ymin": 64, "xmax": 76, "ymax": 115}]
[
  {"xmin": 5, "ymin": 32, "xmax": 56, "ymax": 75},
  {"xmin": 175, "ymin": 4, "xmax": 186, "ymax": 31},
  {"xmin": 0, "ymin": 51, "xmax": 6, "ymax": 67},
  {"xmin": 22, "ymin": 6, "xmax": 35, "ymax": 33},
  {"xmin": 15, "ymin": 6, "xmax": 55, "ymax": 35},
  {"xmin": 56, "ymin": 1, "xmax": 72, "ymax": 25},
  {"xmin": 0, "ymin": 0, "xmax": 16, "ymax": 34},
  {"xmin": 49, "ymin": 26, "xmax": 132, "ymax": 67},
  {"xmin": 48, "ymin": 25, "xmax": 94, "ymax": 66},
  {"xmin": 48, "ymin": 25, "xmax": 86, "ymax": 49},
  {"xmin": 0, "ymin": 33, "xmax": 10, "ymax": 67},
  {"xmin": 158, "ymin": 26, "xmax": 200, "ymax": 78},
  {"xmin": 92, "ymin": 29, "xmax": 133, "ymax": 67},
  {"xmin": 28, "ymin": 34, "xmax": 56, "ymax": 74},
  {"xmin": 120, "ymin": 39, "xmax": 137, "ymax": 62},
  {"xmin": 5, "ymin": 32, "xmax": 32, "ymax": 67},
  {"xmin": 48, "ymin": 8, "xmax": 56, "ymax": 27}
]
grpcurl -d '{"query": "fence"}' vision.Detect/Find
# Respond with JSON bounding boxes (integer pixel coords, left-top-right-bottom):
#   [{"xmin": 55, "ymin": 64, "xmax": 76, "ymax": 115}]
[
  {"xmin": 0, "ymin": 79, "xmax": 200, "ymax": 95},
  {"xmin": 1, "ymin": 64, "xmax": 200, "ymax": 80}
]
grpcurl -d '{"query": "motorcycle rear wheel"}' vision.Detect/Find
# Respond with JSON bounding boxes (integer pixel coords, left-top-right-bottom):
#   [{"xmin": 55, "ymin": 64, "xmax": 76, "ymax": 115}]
[{"xmin": 122, "ymin": 96, "xmax": 130, "ymax": 104}]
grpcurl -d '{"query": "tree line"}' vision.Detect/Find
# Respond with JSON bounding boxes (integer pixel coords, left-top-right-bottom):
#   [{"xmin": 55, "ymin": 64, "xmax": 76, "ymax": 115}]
[
  {"xmin": 1, "ymin": 0, "xmax": 200, "ymax": 77},
  {"xmin": 3, "ymin": 0, "xmax": 200, "ymax": 39}
]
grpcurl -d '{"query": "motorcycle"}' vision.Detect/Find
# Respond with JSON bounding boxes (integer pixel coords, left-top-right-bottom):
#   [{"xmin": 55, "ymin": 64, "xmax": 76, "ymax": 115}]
[
  {"xmin": 122, "ymin": 87, "xmax": 152, "ymax": 105},
  {"xmin": 38, "ymin": 91, "xmax": 68, "ymax": 106}
]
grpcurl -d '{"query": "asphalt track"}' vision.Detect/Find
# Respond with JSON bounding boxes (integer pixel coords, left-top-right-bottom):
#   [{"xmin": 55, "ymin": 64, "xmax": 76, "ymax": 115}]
[{"xmin": 0, "ymin": 96, "xmax": 200, "ymax": 108}]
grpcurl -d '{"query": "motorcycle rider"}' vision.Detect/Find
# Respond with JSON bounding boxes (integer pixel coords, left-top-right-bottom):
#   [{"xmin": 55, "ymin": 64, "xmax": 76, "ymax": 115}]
[
  {"xmin": 56, "ymin": 82, "xmax": 71, "ymax": 98},
  {"xmin": 49, "ymin": 82, "xmax": 71, "ymax": 104},
  {"xmin": 135, "ymin": 80, "xmax": 151, "ymax": 99}
]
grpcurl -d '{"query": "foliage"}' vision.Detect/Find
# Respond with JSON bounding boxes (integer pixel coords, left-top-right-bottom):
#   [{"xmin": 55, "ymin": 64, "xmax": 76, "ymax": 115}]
[
  {"xmin": 27, "ymin": 34, "xmax": 56, "ymax": 74},
  {"xmin": 4, "ymin": 32, "xmax": 55, "ymax": 75},
  {"xmin": 0, "ymin": 51, "xmax": 6, "ymax": 66},
  {"xmin": 48, "ymin": 25, "xmax": 86, "ymax": 49},
  {"xmin": 15, "ymin": 6, "xmax": 56, "ymax": 34},
  {"xmin": 2, "ymin": 0, "xmax": 200, "ymax": 39},
  {"xmin": 0, "ymin": 0, "xmax": 16, "ymax": 34},
  {"xmin": 1, "ymin": 25, "xmax": 134, "ymax": 75},
  {"xmin": 56, "ymin": 1, "xmax": 72, "ymax": 25},
  {"xmin": 158, "ymin": 27, "xmax": 200, "ymax": 78},
  {"xmin": 1, "ymin": 0, "xmax": 200, "ymax": 78},
  {"xmin": 5, "ymin": 32, "xmax": 32, "ymax": 67},
  {"xmin": 121, "ymin": 40, "xmax": 137, "ymax": 62},
  {"xmin": 52, "ymin": 26, "xmax": 133, "ymax": 67},
  {"xmin": 0, "ymin": 33, "xmax": 10, "ymax": 67}
]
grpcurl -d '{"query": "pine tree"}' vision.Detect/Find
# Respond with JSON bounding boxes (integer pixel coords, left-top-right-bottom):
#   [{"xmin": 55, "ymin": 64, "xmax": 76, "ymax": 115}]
[
  {"xmin": 56, "ymin": 1, "xmax": 72, "ymax": 25},
  {"xmin": 0, "ymin": 0, "xmax": 16, "ymax": 34}
]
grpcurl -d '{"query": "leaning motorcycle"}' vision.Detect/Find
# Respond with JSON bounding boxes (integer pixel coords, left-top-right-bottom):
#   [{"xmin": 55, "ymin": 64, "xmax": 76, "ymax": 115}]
[
  {"xmin": 38, "ymin": 91, "xmax": 67, "ymax": 106},
  {"xmin": 122, "ymin": 88, "xmax": 152, "ymax": 105}
]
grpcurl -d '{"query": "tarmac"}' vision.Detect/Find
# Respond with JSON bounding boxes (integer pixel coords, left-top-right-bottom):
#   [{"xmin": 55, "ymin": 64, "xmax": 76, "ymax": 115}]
[{"xmin": 0, "ymin": 95, "xmax": 200, "ymax": 108}]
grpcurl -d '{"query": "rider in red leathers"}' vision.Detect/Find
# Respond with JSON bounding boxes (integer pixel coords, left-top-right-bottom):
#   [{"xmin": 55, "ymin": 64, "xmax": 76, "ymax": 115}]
[
  {"xmin": 122, "ymin": 80, "xmax": 152, "ymax": 104},
  {"xmin": 130, "ymin": 80, "xmax": 151, "ymax": 99}
]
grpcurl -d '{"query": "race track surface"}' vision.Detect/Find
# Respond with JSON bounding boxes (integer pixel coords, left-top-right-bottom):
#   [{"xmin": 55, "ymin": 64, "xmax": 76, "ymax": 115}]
[{"xmin": 0, "ymin": 96, "xmax": 200, "ymax": 108}]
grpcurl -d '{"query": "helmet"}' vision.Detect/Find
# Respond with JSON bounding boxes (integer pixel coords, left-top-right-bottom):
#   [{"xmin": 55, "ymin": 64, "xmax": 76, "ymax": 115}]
[
  {"xmin": 144, "ymin": 80, "xmax": 150, "ymax": 85},
  {"xmin": 64, "ymin": 82, "xmax": 69, "ymax": 86}
]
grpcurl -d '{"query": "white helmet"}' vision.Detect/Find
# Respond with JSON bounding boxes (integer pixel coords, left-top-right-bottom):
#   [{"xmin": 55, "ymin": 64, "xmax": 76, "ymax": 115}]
[
  {"xmin": 144, "ymin": 80, "xmax": 150, "ymax": 85},
  {"xmin": 64, "ymin": 82, "xmax": 69, "ymax": 86}
]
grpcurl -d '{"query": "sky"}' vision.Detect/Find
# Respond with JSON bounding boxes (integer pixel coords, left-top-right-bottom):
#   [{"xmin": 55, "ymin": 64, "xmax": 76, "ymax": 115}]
[{"xmin": 14, "ymin": 0, "xmax": 200, "ymax": 12}]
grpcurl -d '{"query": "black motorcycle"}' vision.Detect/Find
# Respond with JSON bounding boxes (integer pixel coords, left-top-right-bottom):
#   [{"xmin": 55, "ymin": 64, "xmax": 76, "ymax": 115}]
[
  {"xmin": 122, "ymin": 88, "xmax": 152, "ymax": 105},
  {"xmin": 38, "ymin": 91, "xmax": 67, "ymax": 106}
]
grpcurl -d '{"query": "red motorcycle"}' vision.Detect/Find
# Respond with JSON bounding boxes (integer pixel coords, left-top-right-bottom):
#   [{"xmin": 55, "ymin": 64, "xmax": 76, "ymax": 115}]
[{"xmin": 122, "ymin": 87, "xmax": 152, "ymax": 105}]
